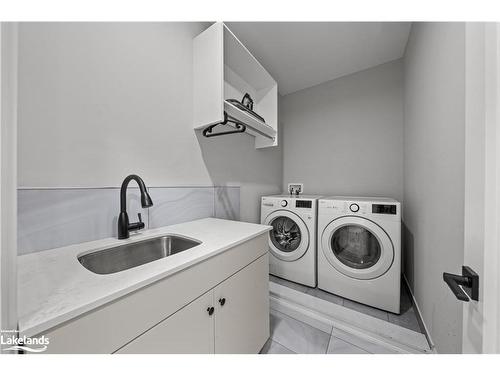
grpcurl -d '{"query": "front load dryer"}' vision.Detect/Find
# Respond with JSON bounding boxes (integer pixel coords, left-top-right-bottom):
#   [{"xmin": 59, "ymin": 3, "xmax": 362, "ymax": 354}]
[
  {"xmin": 261, "ymin": 195, "xmax": 321, "ymax": 287},
  {"xmin": 317, "ymin": 196, "xmax": 401, "ymax": 313}
]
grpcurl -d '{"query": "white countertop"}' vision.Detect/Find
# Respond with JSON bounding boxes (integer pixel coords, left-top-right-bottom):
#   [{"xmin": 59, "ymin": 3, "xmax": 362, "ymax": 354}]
[{"xmin": 18, "ymin": 218, "xmax": 271, "ymax": 337}]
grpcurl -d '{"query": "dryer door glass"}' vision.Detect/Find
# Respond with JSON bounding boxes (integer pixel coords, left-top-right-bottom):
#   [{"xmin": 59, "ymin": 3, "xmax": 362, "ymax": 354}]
[
  {"xmin": 331, "ymin": 225, "xmax": 381, "ymax": 269},
  {"xmin": 270, "ymin": 216, "xmax": 302, "ymax": 252}
]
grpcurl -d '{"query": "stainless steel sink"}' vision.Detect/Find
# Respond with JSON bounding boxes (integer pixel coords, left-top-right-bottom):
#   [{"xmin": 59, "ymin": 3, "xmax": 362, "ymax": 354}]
[{"xmin": 78, "ymin": 235, "xmax": 202, "ymax": 275}]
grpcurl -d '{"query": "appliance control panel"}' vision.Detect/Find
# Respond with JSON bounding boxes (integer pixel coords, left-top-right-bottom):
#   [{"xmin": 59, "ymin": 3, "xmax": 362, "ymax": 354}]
[
  {"xmin": 262, "ymin": 197, "xmax": 315, "ymax": 211},
  {"xmin": 319, "ymin": 200, "xmax": 367, "ymax": 212},
  {"xmin": 319, "ymin": 199, "xmax": 400, "ymax": 219}
]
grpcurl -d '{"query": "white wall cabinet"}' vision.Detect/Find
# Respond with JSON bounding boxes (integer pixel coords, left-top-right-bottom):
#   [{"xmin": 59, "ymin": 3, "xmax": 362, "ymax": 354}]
[
  {"xmin": 36, "ymin": 235, "xmax": 269, "ymax": 354},
  {"xmin": 193, "ymin": 22, "xmax": 278, "ymax": 148}
]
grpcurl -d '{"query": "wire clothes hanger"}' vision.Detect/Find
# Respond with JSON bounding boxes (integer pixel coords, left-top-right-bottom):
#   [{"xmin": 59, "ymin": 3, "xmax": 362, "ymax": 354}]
[{"xmin": 202, "ymin": 111, "xmax": 247, "ymax": 138}]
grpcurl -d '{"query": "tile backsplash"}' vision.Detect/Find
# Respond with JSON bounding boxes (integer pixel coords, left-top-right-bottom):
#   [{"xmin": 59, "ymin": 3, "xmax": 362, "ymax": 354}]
[
  {"xmin": 18, "ymin": 186, "xmax": 240, "ymax": 255},
  {"xmin": 148, "ymin": 187, "xmax": 214, "ymax": 229}
]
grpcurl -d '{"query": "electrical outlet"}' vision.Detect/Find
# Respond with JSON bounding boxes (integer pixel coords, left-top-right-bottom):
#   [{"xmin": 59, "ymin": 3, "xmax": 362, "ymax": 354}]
[{"xmin": 288, "ymin": 183, "xmax": 304, "ymax": 195}]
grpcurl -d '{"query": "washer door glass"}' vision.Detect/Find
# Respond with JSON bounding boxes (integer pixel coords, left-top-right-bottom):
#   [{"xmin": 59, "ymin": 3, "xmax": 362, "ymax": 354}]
[
  {"xmin": 264, "ymin": 210, "xmax": 310, "ymax": 262},
  {"xmin": 270, "ymin": 216, "xmax": 302, "ymax": 252},
  {"xmin": 321, "ymin": 216, "xmax": 394, "ymax": 280},
  {"xmin": 331, "ymin": 225, "xmax": 381, "ymax": 269}
]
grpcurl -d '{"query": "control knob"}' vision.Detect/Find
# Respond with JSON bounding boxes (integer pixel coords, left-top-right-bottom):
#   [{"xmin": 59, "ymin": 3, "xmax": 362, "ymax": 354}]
[{"xmin": 350, "ymin": 203, "xmax": 360, "ymax": 213}]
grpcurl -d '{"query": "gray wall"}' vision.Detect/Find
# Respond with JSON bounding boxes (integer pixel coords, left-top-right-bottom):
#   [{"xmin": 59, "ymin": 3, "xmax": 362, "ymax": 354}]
[
  {"xmin": 403, "ymin": 23, "xmax": 465, "ymax": 354},
  {"xmin": 280, "ymin": 60, "xmax": 404, "ymax": 201},
  {"xmin": 17, "ymin": 22, "xmax": 282, "ymax": 241},
  {"xmin": 18, "ymin": 22, "xmax": 213, "ymax": 188},
  {"xmin": 1, "ymin": 22, "xmax": 19, "ymax": 343}
]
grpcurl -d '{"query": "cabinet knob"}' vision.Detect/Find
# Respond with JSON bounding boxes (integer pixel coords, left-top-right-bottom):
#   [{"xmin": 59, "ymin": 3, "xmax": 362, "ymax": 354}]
[
  {"xmin": 218, "ymin": 297, "xmax": 226, "ymax": 306},
  {"xmin": 207, "ymin": 306, "xmax": 215, "ymax": 316}
]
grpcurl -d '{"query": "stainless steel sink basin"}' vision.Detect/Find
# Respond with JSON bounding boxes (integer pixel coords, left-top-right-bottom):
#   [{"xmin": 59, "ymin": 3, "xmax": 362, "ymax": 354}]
[{"xmin": 78, "ymin": 235, "xmax": 202, "ymax": 275}]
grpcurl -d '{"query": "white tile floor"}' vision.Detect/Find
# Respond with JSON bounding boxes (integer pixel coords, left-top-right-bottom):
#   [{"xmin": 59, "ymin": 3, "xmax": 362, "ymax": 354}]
[
  {"xmin": 268, "ymin": 310, "xmax": 331, "ymax": 353},
  {"xmin": 261, "ymin": 309, "xmax": 400, "ymax": 354},
  {"xmin": 261, "ymin": 275, "xmax": 427, "ymax": 354},
  {"xmin": 269, "ymin": 275, "xmax": 423, "ymax": 333}
]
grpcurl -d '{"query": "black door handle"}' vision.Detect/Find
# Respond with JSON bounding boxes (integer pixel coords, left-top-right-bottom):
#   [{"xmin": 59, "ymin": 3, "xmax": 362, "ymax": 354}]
[
  {"xmin": 207, "ymin": 306, "xmax": 214, "ymax": 316},
  {"xmin": 443, "ymin": 273, "xmax": 471, "ymax": 301},
  {"xmin": 443, "ymin": 266, "xmax": 479, "ymax": 302},
  {"xmin": 219, "ymin": 298, "xmax": 226, "ymax": 306}
]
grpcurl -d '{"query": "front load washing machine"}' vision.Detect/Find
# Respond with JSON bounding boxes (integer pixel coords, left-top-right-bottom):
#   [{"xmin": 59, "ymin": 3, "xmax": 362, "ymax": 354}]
[
  {"xmin": 261, "ymin": 195, "xmax": 321, "ymax": 287},
  {"xmin": 318, "ymin": 196, "xmax": 401, "ymax": 313}
]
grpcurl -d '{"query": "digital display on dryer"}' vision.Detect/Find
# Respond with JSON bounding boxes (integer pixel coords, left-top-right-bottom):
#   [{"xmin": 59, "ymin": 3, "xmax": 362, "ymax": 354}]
[
  {"xmin": 372, "ymin": 204, "xmax": 397, "ymax": 215},
  {"xmin": 295, "ymin": 200, "xmax": 312, "ymax": 208}
]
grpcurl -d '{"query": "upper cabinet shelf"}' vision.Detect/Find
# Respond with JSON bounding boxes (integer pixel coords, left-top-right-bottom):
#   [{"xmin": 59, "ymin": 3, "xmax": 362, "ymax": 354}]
[{"xmin": 193, "ymin": 23, "xmax": 278, "ymax": 148}]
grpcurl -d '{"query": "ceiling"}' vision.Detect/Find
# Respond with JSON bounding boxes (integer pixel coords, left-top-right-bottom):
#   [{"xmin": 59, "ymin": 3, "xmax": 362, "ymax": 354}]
[{"xmin": 226, "ymin": 22, "xmax": 411, "ymax": 96}]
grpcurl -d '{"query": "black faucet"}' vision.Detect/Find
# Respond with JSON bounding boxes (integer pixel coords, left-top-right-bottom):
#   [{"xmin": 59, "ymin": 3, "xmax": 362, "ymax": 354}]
[{"xmin": 117, "ymin": 174, "xmax": 153, "ymax": 239}]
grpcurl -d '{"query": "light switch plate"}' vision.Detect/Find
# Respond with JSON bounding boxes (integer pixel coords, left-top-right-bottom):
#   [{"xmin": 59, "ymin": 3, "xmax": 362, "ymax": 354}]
[{"xmin": 287, "ymin": 183, "xmax": 304, "ymax": 195}]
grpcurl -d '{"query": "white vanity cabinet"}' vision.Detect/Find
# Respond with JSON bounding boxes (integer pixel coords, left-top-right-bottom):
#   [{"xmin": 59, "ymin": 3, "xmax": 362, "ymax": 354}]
[
  {"xmin": 214, "ymin": 254, "xmax": 269, "ymax": 353},
  {"xmin": 116, "ymin": 290, "xmax": 215, "ymax": 354},
  {"xmin": 35, "ymin": 234, "xmax": 270, "ymax": 354},
  {"xmin": 117, "ymin": 254, "xmax": 269, "ymax": 354}
]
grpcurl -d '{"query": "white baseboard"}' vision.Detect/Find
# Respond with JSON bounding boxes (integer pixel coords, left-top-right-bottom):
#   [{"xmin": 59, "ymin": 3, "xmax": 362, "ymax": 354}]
[
  {"xmin": 270, "ymin": 281, "xmax": 433, "ymax": 354},
  {"xmin": 402, "ymin": 274, "xmax": 436, "ymax": 352}
]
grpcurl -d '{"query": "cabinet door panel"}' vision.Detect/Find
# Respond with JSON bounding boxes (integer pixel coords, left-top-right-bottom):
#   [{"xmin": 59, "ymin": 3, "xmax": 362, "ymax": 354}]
[
  {"xmin": 116, "ymin": 291, "xmax": 214, "ymax": 354},
  {"xmin": 214, "ymin": 254, "xmax": 269, "ymax": 353}
]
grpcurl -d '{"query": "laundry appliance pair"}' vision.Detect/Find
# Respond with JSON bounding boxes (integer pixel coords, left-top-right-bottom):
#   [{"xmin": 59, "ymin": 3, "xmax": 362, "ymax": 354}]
[{"xmin": 261, "ymin": 195, "xmax": 401, "ymax": 314}]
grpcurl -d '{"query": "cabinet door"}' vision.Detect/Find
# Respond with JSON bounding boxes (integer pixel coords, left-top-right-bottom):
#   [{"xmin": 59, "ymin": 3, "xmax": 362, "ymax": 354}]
[
  {"xmin": 116, "ymin": 290, "xmax": 215, "ymax": 354},
  {"xmin": 214, "ymin": 254, "xmax": 270, "ymax": 353}
]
